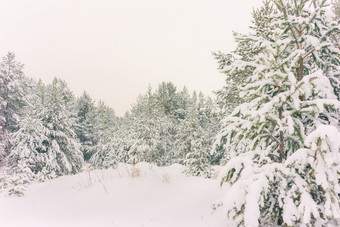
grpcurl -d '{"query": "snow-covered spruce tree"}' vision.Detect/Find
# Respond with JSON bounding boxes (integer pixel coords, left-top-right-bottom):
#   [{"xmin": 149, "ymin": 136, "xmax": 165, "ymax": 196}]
[
  {"xmin": 172, "ymin": 87, "xmax": 192, "ymax": 164},
  {"xmin": 123, "ymin": 115, "xmax": 144, "ymax": 165},
  {"xmin": 108, "ymin": 115, "xmax": 131, "ymax": 164},
  {"xmin": 43, "ymin": 78, "xmax": 83, "ymax": 175},
  {"xmin": 90, "ymin": 131, "xmax": 121, "ymax": 169},
  {"xmin": 124, "ymin": 84, "xmax": 179, "ymax": 166},
  {"xmin": 155, "ymin": 115, "xmax": 178, "ymax": 166},
  {"xmin": 8, "ymin": 105, "xmax": 50, "ymax": 177},
  {"xmin": 0, "ymin": 52, "xmax": 30, "ymax": 157},
  {"xmin": 138, "ymin": 86, "xmax": 161, "ymax": 164},
  {"xmin": 196, "ymin": 93, "xmax": 221, "ymax": 164},
  {"xmin": 6, "ymin": 80, "xmax": 61, "ymax": 179},
  {"xmin": 154, "ymin": 82, "xmax": 182, "ymax": 165},
  {"xmin": 184, "ymin": 138, "xmax": 212, "ymax": 178},
  {"xmin": 215, "ymin": 0, "xmax": 340, "ymax": 226},
  {"xmin": 177, "ymin": 91, "xmax": 201, "ymax": 164},
  {"xmin": 2, "ymin": 81, "xmax": 50, "ymax": 195},
  {"xmin": 126, "ymin": 90, "xmax": 160, "ymax": 165},
  {"xmin": 75, "ymin": 91, "xmax": 96, "ymax": 161},
  {"xmin": 202, "ymin": 96, "xmax": 223, "ymax": 165},
  {"xmin": 90, "ymin": 101, "xmax": 119, "ymax": 168},
  {"xmin": 183, "ymin": 92, "xmax": 214, "ymax": 177}
]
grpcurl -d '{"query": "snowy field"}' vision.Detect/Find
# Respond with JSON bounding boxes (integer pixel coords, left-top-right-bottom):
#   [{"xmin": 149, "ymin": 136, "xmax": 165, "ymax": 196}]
[{"xmin": 0, "ymin": 163, "xmax": 226, "ymax": 227}]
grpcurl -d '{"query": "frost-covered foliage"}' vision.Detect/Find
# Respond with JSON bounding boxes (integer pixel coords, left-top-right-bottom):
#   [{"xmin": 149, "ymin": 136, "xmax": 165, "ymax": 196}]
[
  {"xmin": 90, "ymin": 101, "xmax": 119, "ymax": 168},
  {"xmin": 4, "ymin": 78, "xmax": 83, "ymax": 194},
  {"xmin": 0, "ymin": 52, "xmax": 31, "ymax": 156},
  {"xmin": 121, "ymin": 83, "xmax": 221, "ymax": 167},
  {"xmin": 8, "ymin": 104, "xmax": 50, "ymax": 176},
  {"xmin": 284, "ymin": 125, "xmax": 340, "ymax": 225},
  {"xmin": 75, "ymin": 91, "xmax": 97, "ymax": 161},
  {"xmin": 215, "ymin": 0, "xmax": 340, "ymax": 226},
  {"xmin": 214, "ymin": 1, "xmax": 276, "ymax": 115},
  {"xmin": 89, "ymin": 83, "xmax": 220, "ymax": 169},
  {"xmin": 219, "ymin": 125, "xmax": 340, "ymax": 226},
  {"xmin": 126, "ymin": 86, "xmax": 163, "ymax": 165},
  {"xmin": 0, "ymin": 63, "xmax": 85, "ymax": 196},
  {"xmin": 183, "ymin": 92, "xmax": 216, "ymax": 178},
  {"xmin": 0, "ymin": 160, "xmax": 35, "ymax": 196},
  {"xmin": 42, "ymin": 78, "xmax": 83, "ymax": 175},
  {"xmin": 184, "ymin": 139, "xmax": 212, "ymax": 178}
]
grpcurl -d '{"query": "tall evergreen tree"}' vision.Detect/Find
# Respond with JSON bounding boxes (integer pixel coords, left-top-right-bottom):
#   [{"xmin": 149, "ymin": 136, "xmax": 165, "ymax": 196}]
[
  {"xmin": 8, "ymin": 102, "xmax": 49, "ymax": 177},
  {"xmin": 0, "ymin": 52, "xmax": 29, "ymax": 156},
  {"xmin": 215, "ymin": 1, "xmax": 340, "ymax": 226},
  {"xmin": 7, "ymin": 80, "xmax": 55, "ymax": 180},
  {"xmin": 42, "ymin": 78, "xmax": 83, "ymax": 175},
  {"xmin": 90, "ymin": 101, "xmax": 118, "ymax": 168},
  {"xmin": 126, "ymin": 87, "xmax": 161, "ymax": 164},
  {"xmin": 183, "ymin": 92, "xmax": 219, "ymax": 176},
  {"xmin": 75, "ymin": 91, "xmax": 96, "ymax": 161}
]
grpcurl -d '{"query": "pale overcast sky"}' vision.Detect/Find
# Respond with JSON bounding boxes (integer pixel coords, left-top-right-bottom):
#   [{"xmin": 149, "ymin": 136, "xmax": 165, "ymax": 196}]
[{"xmin": 0, "ymin": 0, "xmax": 262, "ymax": 116}]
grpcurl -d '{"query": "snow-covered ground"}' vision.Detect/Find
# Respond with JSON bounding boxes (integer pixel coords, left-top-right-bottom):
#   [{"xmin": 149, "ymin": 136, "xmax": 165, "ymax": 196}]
[{"xmin": 0, "ymin": 163, "xmax": 226, "ymax": 227}]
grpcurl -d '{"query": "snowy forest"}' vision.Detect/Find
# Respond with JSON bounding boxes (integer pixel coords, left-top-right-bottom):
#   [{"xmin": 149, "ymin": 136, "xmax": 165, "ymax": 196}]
[{"xmin": 1, "ymin": 0, "xmax": 340, "ymax": 226}]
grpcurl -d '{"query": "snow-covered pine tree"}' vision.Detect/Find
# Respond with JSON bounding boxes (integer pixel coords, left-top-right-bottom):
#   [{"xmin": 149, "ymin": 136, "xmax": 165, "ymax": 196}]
[
  {"xmin": 2, "ymin": 81, "xmax": 49, "ymax": 195},
  {"xmin": 175, "ymin": 86, "xmax": 191, "ymax": 120},
  {"xmin": 154, "ymin": 82, "xmax": 182, "ymax": 165},
  {"xmin": 112, "ymin": 115, "xmax": 134, "ymax": 164},
  {"xmin": 90, "ymin": 101, "xmax": 119, "ymax": 168},
  {"xmin": 155, "ymin": 82, "xmax": 179, "ymax": 117},
  {"xmin": 3, "ymin": 159, "xmax": 35, "ymax": 196},
  {"xmin": 6, "ymin": 80, "xmax": 62, "ymax": 179},
  {"xmin": 90, "ymin": 131, "xmax": 120, "ymax": 169},
  {"xmin": 197, "ymin": 93, "xmax": 220, "ymax": 150},
  {"xmin": 177, "ymin": 91, "xmax": 199, "ymax": 164},
  {"xmin": 8, "ymin": 104, "xmax": 50, "ymax": 177},
  {"xmin": 75, "ymin": 91, "xmax": 96, "ymax": 161},
  {"xmin": 0, "ymin": 52, "xmax": 30, "ymax": 157},
  {"xmin": 172, "ymin": 87, "xmax": 192, "ymax": 164},
  {"xmin": 126, "ymin": 87, "xmax": 161, "ymax": 165},
  {"xmin": 157, "ymin": 115, "xmax": 178, "ymax": 166},
  {"xmin": 43, "ymin": 78, "xmax": 83, "ymax": 175},
  {"xmin": 184, "ymin": 138, "xmax": 211, "ymax": 178},
  {"xmin": 197, "ymin": 94, "xmax": 222, "ymax": 165},
  {"xmin": 183, "ymin": 92, "xmax": 217, "ymax": 177},
  {"xmin": 214, "ymin": 1, "xmax": 276, "ymax": 115},
  {"xmin": 216, "ymin": 0, "xmax": 340, "ymax": 226},
  {"xmin": 121, "ymin": 113, "xmax": 143, "ymax": 165}
]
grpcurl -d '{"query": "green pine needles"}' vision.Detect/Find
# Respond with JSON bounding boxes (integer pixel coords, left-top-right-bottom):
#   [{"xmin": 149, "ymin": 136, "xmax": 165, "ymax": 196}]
[{"xmin": 215, "ymin": 0, "xmax": 340, "ymax": 226}]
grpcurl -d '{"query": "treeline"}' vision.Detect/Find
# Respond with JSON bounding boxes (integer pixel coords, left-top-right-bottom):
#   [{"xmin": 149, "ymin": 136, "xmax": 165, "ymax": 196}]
[
  {"xmin": 91, "ymin": 83, "xmax": 222, "ymax": 171},
  {"xmin": 0, "ymin": 53, "xmax": 222, "ymax": 195}
]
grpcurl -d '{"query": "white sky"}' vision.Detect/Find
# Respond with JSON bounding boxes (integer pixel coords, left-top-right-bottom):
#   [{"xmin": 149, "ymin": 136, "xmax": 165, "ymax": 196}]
[{"xmin": 0, "ymin": 0, "xmax": 262, "ymax": 116}]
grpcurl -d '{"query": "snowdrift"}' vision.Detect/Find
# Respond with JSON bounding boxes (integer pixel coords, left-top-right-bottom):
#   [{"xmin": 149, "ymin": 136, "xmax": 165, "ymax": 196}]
[{"xmin": 0, "ymin": 163, "xmax": 226, "ymax": 227}]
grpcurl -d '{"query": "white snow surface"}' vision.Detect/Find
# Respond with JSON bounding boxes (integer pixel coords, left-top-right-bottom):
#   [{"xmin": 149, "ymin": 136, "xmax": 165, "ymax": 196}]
[{"xmin": 0, "ymin": 162, "xmax": 226, "ymax": 227}]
